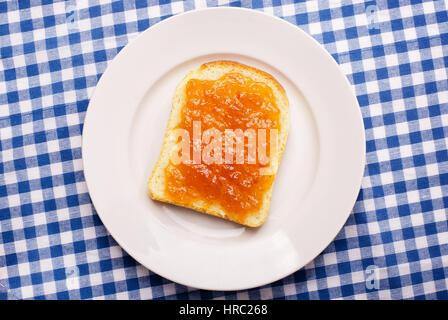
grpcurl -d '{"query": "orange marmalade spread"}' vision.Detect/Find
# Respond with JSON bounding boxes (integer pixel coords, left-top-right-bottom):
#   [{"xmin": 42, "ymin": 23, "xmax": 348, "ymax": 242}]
[{"xmin": 164, "ymin": 73, "xmax": 280, "ymax": 223}]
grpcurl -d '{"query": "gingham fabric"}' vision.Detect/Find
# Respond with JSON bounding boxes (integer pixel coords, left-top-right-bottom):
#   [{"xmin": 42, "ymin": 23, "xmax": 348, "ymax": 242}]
[{"xmin": 0, "ymin": 0, "xmax": 447, "ymax": 300}]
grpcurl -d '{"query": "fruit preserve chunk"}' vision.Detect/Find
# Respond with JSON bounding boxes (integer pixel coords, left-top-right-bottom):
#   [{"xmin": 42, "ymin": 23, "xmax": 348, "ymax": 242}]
[{"xmin": 164, "ymin": 72, "xmax": 280, "ymax": 222}]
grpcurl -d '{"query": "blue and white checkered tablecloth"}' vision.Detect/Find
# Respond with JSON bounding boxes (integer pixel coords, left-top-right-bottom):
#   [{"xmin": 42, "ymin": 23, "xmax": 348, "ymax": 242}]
[{"xmin": 0, "ymin": 0, "xmax": 447, "ymax": 300}]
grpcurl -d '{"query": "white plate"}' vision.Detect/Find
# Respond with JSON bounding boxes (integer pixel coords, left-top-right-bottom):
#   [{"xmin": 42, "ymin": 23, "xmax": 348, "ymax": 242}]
[{"xmin": 82, "ymin": 7, "xmax": 365, "ymax": 291}]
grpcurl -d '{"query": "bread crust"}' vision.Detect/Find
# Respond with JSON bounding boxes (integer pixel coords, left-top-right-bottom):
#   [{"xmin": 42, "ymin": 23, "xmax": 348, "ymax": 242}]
[{"xmin": 148, "ymin": 61, "xmax": 290, "ymax": 227}]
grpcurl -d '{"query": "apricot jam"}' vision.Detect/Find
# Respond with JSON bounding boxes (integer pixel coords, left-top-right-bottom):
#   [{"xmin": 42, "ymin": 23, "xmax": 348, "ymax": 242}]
[{"xmin": 164, "ymin": 73, "xmax": 280, "ymax": 223}]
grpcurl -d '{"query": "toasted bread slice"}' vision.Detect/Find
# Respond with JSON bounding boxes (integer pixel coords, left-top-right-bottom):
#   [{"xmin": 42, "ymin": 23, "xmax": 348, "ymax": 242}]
[{"xmin": 148, "ymin": 61, "xmax": 289, "ymax": 227}]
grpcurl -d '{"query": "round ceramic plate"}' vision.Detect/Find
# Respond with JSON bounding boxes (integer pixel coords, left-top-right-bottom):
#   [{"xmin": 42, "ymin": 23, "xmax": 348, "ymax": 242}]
[{"xmin": 82, "ymin": 7, "xmax": 365, "ymax": 291}]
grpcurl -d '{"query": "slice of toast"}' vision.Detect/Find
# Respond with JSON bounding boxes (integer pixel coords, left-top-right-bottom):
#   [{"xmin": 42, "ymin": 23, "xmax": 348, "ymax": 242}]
[{"xmin": 148, "ymin": 61, "xmax": 289, "ymax": 227}]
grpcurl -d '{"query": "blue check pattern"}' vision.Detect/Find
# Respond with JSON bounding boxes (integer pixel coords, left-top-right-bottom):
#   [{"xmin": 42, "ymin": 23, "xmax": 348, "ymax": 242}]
[{"xmin": 0, "ymin": 0, "xmax": 447, "ymax": 300}]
